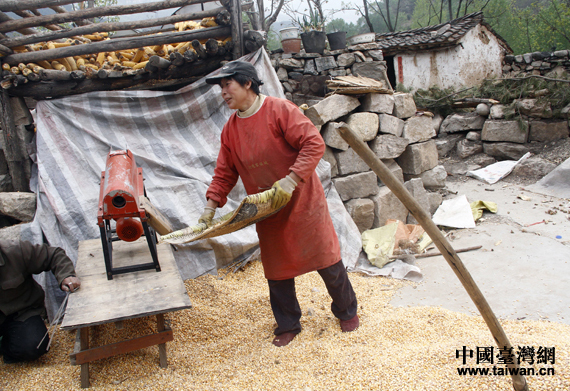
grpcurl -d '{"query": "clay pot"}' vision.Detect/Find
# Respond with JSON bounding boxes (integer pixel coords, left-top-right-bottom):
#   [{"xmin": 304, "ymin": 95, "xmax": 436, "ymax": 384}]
[{"xmin": 282, "ymin": 38, "xmax": 302, "ymax": 54}]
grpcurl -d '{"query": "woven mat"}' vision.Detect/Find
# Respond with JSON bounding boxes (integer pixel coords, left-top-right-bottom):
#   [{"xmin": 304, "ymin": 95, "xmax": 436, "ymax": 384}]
[{"xmin": 159, "ymin": 188, "xmax": 281, "ymax": 245}]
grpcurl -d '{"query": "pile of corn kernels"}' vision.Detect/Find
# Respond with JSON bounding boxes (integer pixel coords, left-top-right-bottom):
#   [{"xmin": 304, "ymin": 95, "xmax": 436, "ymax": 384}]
[{"xmin": 1, "ymin": 260, "xmax": 569, "ymax": 390}]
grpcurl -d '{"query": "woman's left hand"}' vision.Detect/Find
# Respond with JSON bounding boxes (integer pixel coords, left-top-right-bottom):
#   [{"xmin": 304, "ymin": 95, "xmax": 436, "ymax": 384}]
[{"xmin": 271, "ymin": 174, "xmax": 298, "ymax": 209}]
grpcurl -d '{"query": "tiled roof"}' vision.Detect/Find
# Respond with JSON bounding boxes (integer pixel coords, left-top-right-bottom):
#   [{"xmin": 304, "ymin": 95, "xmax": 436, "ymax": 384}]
[{"xmin": 375, "ymin": 12, "xmax": 512, "ymax": 54}]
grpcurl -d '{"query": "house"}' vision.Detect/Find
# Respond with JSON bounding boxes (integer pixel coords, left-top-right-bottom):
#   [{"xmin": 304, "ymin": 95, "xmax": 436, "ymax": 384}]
[{"xmin": 376, "ymin": 12, "xmax": 512, "ymax": 92}]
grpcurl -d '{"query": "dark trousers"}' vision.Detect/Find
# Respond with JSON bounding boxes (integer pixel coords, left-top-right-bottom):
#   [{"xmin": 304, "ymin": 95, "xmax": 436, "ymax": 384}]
[
  {"xmin": 268, "ymin": 260, "xmax": 357, "ymax": 335},
  {"xmin": 0, "ymin": 314, "xmax": 49, "ymax": 363}
]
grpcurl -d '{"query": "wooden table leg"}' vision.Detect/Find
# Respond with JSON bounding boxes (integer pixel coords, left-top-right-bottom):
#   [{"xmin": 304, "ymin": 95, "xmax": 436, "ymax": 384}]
[
  {"xmin": 156, "ymin": 314, "xmax": 167, "ymax": 368},
  {"xmin": 80, "ymin": 327, "xmax": 90, "ymax": 388}
]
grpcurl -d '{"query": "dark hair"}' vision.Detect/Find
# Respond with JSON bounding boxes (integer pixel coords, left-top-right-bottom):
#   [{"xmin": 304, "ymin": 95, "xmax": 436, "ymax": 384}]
[{"xmin": 232, "ymin": 73, "xmax": 261, "ymax": 95}]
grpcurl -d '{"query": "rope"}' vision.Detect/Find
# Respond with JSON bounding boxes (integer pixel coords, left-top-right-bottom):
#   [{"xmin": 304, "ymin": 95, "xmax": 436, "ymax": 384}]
[{"xmin": 37, "ymin": 291, "xmax": 70, "ymax": 351}]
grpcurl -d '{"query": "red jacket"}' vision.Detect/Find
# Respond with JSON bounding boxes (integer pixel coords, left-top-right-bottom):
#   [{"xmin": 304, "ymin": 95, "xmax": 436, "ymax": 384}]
[{"xmin": 206, "ymin": 97, "xmax": 341, "ymax": 280}]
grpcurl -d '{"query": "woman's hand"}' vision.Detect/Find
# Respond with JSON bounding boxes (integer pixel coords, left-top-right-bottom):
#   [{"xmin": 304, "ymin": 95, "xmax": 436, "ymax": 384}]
[
  {"xmin": 198, "ymin": 207, "xmax": 216, "ymax": 226},
  {"xmin": 271, "ymin": 174, "xmax": 298, "ymax": 209}
]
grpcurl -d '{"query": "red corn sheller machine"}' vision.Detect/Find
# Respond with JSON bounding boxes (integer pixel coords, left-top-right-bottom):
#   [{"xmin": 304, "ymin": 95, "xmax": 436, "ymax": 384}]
[{"xmin": 97, "ymin": 150, "xmax": 161, "ymax": 280}]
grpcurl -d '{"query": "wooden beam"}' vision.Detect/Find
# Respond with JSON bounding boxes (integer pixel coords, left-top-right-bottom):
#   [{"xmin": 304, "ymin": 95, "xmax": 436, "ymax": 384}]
[
  {"xmin": 6, "ymin": 57, "xmax": 224, "ymax": 99},
  {"xmin": 2, "ymin": 25, "xmax": 231, "ymax": 65},
  {"xmin": 12, "ymin": 10, "xmax": 62, "ymax": 31},
  {"xmin": 229, "ymin": 0, "xmax": 243, "ymax": 59},
  {"xmin": 0, "ymin": 0, "xmax": 212, "ymax": 33},
  {"xmin": 0, "ymin": 12, "xmax": 38, "ymax": 36},
  {"xmin": 0, "ymin": 7, "xmax": 226, "ymax": 48},
  {"xmin": 0, "ymin": 90, "xmax": 29, "ymax": 192},
  {"xmin": 49, "ymin": 5, "xmax": 92, "ymax": 27},
  {"xmin": 0, "ymin": 43, "xmax": 12, "ymax": 55},
  {"xmin": 70, "ymin": 328, "xmax": 173, "ymax": 365},
  {"xmin": 0, "ymin": 0, "xmax": 82, "ymax": 13}
]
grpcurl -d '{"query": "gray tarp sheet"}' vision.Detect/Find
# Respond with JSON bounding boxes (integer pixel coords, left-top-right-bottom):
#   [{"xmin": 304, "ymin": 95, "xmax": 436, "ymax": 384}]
[{"xmin": 21, "ymin": 49, "xmax": 369, "ymax": 319}]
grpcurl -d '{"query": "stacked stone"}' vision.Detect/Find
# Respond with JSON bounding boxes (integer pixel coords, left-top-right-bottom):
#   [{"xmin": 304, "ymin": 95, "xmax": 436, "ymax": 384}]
[
  {"xmin": 270, "ymin": 42, "xmax": 388, "ymax": 105},
  {"xmin": 503, "ymin": 50, "xmax": 570, "ymax": 76},
  {"xmin": 303, "ymin": 92, "xmax": 445, "ymax": 233},
  {"xmin": 436, "ymin": 100, "xmax": 570, "ymax": 168}
]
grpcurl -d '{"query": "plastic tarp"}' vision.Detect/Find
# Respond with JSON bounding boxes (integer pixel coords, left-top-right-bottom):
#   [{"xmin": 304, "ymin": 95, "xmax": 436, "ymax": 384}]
[{"xmin": 21, "ymin": 48, "xmax": 367, "ymax": 319}]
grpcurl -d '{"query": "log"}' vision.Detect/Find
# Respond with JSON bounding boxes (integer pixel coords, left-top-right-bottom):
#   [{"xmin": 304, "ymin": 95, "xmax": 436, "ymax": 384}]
[
  {"xmin": 215, "ymin": 9, "xmax": 231, "ymax": 26},
  {"xmin": 0, "ymin": 0, "xmax": 211, "ymax": 33},
  {"xmin": 2, "ymin": 26, "xmax": 231, "ymax": 66},
  {"xmin": 0, "ymin": 43, "xmax": 12, "ymax": 55},
  {"xmin": 26, "ymin": 72, "xmax": 40, "ymax": 82},
  {"xmin": 149, "ymin": 55, "xmax": 171, "ymax": 69},
  {"xmin": 49, "ymin": 5, "xmax": 92, "ymax": 27},
  {"xmin": 0, "ymin": 90, "xmax": 30, "ymax": 191},
  {"xmin": 70, "ymin": 70, "xmax": 85, "ymax": 80},
  {"xmin": 229, "ymin": 0, "xmax": 243, "ymax": 59},
  {"xmin": 192, "ymin": 40, "xmax": 207, "ymax": 59},
  {"xmin": 183, "ymin": 50, "xmax": 197, "ymax": 63},
  {"xmin": 1, "ymin": 0, "xmax": 81, "ymax": 12},
  {"xmin": 0, "ymin": 12, "xmax": 38, "ymax": 36},
  {"xmin": 40, "ymin": 68, "xmax": 71, "ymax": 81},
  {"xmin": 7, "ymin": 57, "xmax": 223, "ymax": 99},
  {"xmin": 13, "ymin": 10, "xmax": 62, "ymax": 31},
  {"xmin": 0, "ymin": 7, "xmax": 226, "ymax": 48},
  {"xmin": 335, "ymin": 123, "xmax": 528, "ymax": 391},
  {"xmin": 169, "ymin": 51, "xmax": 185, "ymax": 67},
  {"xmin": 205, "ymin": 39, "xmax": 219, "ymax": 56}
]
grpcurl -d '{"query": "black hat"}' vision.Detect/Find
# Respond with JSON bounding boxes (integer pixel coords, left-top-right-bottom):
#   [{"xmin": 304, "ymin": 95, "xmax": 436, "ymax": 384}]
[{"xmin": 205, "ymin": 61, "xmax": 263, "ymax": 85}]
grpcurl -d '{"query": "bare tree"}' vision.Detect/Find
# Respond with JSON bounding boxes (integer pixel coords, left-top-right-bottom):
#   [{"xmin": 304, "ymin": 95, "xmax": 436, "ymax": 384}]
[
  {"xmin": 246, "ymin": 0, "xmax": 288, "ymax": 32},
  {"xmin": 370, "ymin": 0, "xmax": 402, "ymax": 32}
]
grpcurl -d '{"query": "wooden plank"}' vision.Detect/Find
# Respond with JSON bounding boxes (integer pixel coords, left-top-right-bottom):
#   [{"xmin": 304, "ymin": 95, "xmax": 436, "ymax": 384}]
[
  {"xmin": 0, "ymin": 7, "xmax": 226, "ymax": 48},
  {"xmin": 139, "ymin": 196, "xmax": 174, "ymax": 235},
  {"xmin": 2, "ymin": 25, "xmax": 231, "ymax": 65},
  {"xmin": 61, "ymin": 238, "xmax": 191, "ymax": 330},
  {"xmin": 71, "ymin": 329, "xmax": 173, "ymax": 365},
  {"xmin": 0, "ymin": 0, "xmax": 212, "ymax": 33}
]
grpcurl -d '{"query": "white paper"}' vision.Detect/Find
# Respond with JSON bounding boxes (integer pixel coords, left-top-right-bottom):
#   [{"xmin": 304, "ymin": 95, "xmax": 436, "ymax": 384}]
[
  {"xmin": 467, "ymin": 152, "xmax": 531, "ymax": 184},
  {"xmin": 432, "ymin": 194, "xmax": 476, "ymax": 228}
]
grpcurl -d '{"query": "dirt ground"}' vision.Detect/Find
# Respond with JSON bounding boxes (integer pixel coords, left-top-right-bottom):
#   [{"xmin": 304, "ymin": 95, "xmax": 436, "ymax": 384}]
[{"xmin": 1, "ymin": 138, "xmax": 569, "ymax": 390}]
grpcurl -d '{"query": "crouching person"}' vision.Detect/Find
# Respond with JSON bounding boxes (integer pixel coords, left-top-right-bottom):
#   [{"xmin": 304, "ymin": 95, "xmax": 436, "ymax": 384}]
[{"xmin": 0, "ymin": 240, "xmax": 80, "ymax": 363}]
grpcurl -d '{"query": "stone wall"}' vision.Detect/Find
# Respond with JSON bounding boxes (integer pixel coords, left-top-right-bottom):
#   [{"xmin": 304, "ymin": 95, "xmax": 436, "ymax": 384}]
[
  {"xmin": 303, "ymin": 92, "xmax": 445, "ymax": 233},
  {"xmin": 270, "ymin": 42, "xmax": 389, "ymax": 107},
  {"xmin": 503, "ymin": 50, "xmax": 570, "ymax": 77}
]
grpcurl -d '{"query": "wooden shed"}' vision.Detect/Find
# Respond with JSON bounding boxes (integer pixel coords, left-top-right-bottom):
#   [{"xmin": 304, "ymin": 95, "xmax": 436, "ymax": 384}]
[{"xmin": 0, "ymin": 0, "xmax": 261, "ymax": 194}]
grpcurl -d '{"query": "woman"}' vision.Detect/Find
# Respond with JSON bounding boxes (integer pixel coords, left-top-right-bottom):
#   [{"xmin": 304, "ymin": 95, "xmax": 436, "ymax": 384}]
[{"xmin": 202, "ymin": 61, "xmax": 358, "ymax": 347}]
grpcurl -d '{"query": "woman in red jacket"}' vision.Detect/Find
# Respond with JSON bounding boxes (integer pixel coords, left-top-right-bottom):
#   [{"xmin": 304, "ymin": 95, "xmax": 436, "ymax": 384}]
[{"xmin": 202, "ymin": 61, "xmax": 358, "ymax": 346}]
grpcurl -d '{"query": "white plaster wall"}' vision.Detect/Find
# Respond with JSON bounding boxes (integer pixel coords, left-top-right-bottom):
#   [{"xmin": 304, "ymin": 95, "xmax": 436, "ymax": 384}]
[{"xmin": 394, "ymin": 24, "xmax": 505, "ymax": 92}]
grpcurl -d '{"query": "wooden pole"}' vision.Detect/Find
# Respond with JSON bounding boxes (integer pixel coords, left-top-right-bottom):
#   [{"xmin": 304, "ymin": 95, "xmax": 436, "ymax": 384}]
[
  {"xmin": 2, "ymin": 25, "xmax": 231, "ymax": 65},
  {"xmin": 0, "ymin": 90, "xmax": 30, "ymax": 192},
  {"xmin": 0, "ymin": 0, "xmax": 211, "ymax": 33},
  {"xmin": 335, "ymin": 123, "xmax": 528, "ymax": 391},
  {"xmin": 229, "ymin": 0, "xmax": 243, "ymax": 59},
  {"xmin": 0, "ymin": 0, "xmax": 82, "ymax": 13},
  {"xmin": 0, "ymin": 7, "xmax": 227, "ymax": 48}
]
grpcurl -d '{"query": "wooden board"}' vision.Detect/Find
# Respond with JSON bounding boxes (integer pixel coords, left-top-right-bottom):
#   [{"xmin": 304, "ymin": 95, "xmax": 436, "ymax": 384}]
[{"xmin": 61, "ymin": 238, "xmax": 192, "ymax": 330}]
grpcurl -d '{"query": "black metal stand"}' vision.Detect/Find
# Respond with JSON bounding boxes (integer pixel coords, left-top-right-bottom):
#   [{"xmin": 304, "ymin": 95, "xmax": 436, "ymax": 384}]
[{"xmin": 100, "ymin": 219, "xmax": 161, "ymax": 280}]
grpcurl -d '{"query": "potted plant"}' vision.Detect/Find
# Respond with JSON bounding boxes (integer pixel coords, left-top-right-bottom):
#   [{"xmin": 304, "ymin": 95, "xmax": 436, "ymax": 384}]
[
  {"xmin": 295, "ymin": 4, "xmax": 326, "ymax": 54},
  {"xmin": 279, "ymin": 26, "xmax": 302, "ymax": 54}
]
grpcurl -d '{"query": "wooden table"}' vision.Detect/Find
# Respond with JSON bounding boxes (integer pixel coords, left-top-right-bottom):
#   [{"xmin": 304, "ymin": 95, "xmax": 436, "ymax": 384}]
[{"xmin": 61, "ymin": 238, "xmax": 192, "ymax": 388}]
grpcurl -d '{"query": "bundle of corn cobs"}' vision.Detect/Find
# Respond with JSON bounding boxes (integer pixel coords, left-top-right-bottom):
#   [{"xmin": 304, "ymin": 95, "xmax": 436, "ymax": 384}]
[{"xmin": 1, "ymin": 16, "xmax": 230, "ymax": 82}]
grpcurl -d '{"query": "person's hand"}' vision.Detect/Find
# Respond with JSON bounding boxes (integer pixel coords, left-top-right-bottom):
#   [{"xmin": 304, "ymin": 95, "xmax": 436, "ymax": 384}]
[
  {"xmin": 198, "ymin": 207, "xmax": 216, "ymax": 226},
  {"xmin": 61, "ymin": 276, "xmax": 81, "ymax": 293},
  {"xmin": 271, "ymin": 174, "xmax": 298, "ymax": 209}
]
